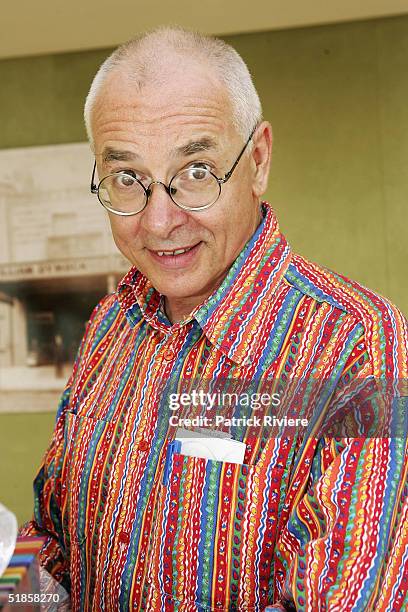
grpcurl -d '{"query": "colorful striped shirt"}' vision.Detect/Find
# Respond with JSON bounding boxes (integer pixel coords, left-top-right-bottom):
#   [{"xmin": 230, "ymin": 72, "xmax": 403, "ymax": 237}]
[{"xmin": 20, "ymin": 203, "xmax": 408, "ymax": 611}]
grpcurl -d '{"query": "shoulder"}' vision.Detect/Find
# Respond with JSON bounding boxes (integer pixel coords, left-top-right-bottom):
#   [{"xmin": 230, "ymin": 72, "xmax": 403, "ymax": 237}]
[
  {"xmin": 286, "ymin": 253, "xmax": 407, "ymax": 375},
  {"xmin": 86, "ymin": 292, "xmax": 122, "ymax": 329},
  {"xmin": 73, "ymin": 292, "xmax": 126, "ymax": 364}
]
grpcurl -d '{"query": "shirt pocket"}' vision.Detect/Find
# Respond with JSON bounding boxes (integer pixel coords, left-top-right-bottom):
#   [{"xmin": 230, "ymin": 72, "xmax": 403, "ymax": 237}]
[
  {"xmin": 61, "ymin": 411, "xmax": 120, "ymax": 551},
  {"xmin": 146, "ymin": 450, "xmax": 285, "ymax": 611}
]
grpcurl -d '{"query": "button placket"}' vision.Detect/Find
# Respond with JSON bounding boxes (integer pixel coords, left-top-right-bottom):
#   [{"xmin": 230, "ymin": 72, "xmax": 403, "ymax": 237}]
[
  {"xmin": 162, "ymin": 348, "xmax": 176, "ymax": 361},
  {"xmin": 135, "ymin": 333, "xmax": 178, "ymax": 450}
]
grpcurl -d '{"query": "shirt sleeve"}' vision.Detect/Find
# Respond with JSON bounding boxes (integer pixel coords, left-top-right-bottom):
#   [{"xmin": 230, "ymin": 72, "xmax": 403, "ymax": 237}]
[
  {"xmin": 18, "ymin": 379, "xmax": 74, "ymax": 593},
  {"xmin": 275, "ymin": 435, "xmax": 408, "ymax": 610},
  {"xmin": 18, "ymin": 295, "xmax": 114, "ymax": 594},
  {"xmin": 272, "ymin": 341, "xmax": 408, "ymax": 611}
]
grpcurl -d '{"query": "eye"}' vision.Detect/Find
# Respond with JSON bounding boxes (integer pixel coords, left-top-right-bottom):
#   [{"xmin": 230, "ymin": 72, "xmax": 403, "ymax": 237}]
[
  {"xmin": 118, "ymin": 173, "xmax": 137, "ymax": 187},
  {"xmin": 112, "ymin": 170, "xmax": 145, "ymax": 189},
  {"xmin": 186, "ymin": 164, "xmax": 211, "ymax": 181}
]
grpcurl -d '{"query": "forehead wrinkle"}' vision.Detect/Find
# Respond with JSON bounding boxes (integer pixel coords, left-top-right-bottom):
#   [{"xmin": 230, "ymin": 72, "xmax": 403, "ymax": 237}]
[
  {"xmin": 97, "ymin": 109, "xmax": 226, "ymax": 130},
  {"xmin": 94, "ymin": 117, "xmax": 228, "ymax": 155},
  {"xmin": 99, "ymin": 92, "xmax": 227, "ymax": 113},
  {"xmin": 93, "ymin": 95, "xmax": 235, "ymax": 159},
  {"xmin": 98, "ymin": 138, "xmax": 219, "ymax": 163},
  {"xmin": 94, "ymin": 112, "xmax": 226, "ymax": 138},
  {"xmin": 93, "ymin": 96, "xmax": 229, "ymax": 129}
]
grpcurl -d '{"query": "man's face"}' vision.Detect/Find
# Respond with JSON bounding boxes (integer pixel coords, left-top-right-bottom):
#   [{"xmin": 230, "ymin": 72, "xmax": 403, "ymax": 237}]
[{"xmin": 92, "ymin": 62, "xmax": 271, "ymax": 320}]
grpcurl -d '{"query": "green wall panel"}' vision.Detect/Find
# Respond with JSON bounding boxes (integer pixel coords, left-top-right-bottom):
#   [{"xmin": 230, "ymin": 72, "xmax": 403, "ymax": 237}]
[
  {"xmin": 377, "ymin": 18, "xmax": 408, "ymax": 315},
  {"xmin": 0, "ymin": 413, "xmax": 56, "ymax": 526},
  {"xmin": 2, "ymin": 49, "xmax": 107, "ymax": 147}
]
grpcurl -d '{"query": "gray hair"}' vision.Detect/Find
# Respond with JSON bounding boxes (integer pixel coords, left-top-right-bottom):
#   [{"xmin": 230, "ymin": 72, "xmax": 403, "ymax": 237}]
[{"xmin": 84, "ymin": 26, "xmax": 262, "ymax": 146}]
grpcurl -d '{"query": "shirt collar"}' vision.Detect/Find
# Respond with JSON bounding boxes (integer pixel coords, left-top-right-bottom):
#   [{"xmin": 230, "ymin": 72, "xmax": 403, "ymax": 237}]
[{"xmin": 117, "ymin": 202, "xmax": 292, "ymax": 365}]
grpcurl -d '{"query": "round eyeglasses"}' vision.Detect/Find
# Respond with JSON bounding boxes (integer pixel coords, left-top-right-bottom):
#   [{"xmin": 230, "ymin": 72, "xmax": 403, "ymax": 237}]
[{"xmin": 90, "ymin": 126, "xmax": 257, "ymax": 216}]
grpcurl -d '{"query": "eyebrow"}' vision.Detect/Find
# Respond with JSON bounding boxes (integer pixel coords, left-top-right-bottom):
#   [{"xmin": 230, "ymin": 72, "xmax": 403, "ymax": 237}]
[
  {"xmin": 175, "ymin": 137, "xmax": 218, "ymax": 156},
  {"xmin": 101, "ymin": 148, "xmax": 139, "ymax": 163}
]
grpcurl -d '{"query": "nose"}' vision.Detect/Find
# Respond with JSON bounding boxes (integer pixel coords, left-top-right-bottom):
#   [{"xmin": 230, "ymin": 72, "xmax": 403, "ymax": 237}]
[{"xmin": 140, "ymin": 180, "xmax": 188, "ymax": 239}]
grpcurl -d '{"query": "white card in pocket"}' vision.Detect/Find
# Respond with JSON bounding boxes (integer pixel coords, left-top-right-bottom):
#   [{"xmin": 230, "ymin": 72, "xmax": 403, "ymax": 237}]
[{"xmin": 175, "ymin": 427, "xmax": 246, "ymax": 464}]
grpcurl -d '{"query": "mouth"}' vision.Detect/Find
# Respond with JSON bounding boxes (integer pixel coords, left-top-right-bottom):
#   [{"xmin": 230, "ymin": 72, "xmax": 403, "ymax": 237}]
[
  {"xmin": 154, "ymin": 245, "xmax": 195, "ymax": 257},
  {"xmin": 147, "ymin": 242, "xmax": 202, "ymax": 268}
]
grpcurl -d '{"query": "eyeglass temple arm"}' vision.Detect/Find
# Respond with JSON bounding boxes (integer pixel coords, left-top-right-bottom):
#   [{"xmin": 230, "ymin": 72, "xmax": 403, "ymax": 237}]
[
  {"xmin": 220, "ymin": 124, "xmax": 258, "ymax": 184},
  {"xmin": 90, "ymin": 161, "xmax": 98, "ymax": 193}
]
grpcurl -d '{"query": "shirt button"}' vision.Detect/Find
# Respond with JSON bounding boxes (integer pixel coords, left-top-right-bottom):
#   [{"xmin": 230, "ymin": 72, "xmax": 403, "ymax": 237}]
[
  {"xmin": 118, "ymin": 531, "xmax": 130, "ymax": 545},
  {"xmin": 163, "ymin": 349, "xmax": 175, "ymax": 361},
  {"xmin": 138, "ymin": 439, "xmax": 149, "ymax": 452}
]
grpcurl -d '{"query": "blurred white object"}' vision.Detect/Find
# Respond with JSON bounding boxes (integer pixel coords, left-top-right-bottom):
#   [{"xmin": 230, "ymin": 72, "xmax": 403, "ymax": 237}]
[{"xmin": 0, "ymin": 502, "xmax": 18, "ymax": 577}]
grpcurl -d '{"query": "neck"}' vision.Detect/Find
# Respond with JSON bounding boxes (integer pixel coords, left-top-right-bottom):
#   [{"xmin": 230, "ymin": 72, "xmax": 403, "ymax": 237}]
[
  {"xmin": 164, "ymin": 296, "xmax": 200, "ymax": 324},
  {"xmin": 164, "ymin": 263, "xmax": 234, "ymax": 324}
]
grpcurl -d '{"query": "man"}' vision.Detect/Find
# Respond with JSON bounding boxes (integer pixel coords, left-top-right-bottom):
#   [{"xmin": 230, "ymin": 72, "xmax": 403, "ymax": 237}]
[{"xmin": 21, "ymin": 27, "xmax": 408, "ymax": 611}]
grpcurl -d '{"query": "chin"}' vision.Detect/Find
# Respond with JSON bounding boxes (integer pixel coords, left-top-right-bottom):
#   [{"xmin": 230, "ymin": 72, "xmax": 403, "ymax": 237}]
[
  {"xmin": 159, "ymin": 279, "xmax": 206, "ymax": 299},
  {"xmin": 159, "ymin": 285, "xmax": 199, "ymax": 299},
  {"xmin": 150, "ymin": 272, "xmax": 200, "ymax": 292}
]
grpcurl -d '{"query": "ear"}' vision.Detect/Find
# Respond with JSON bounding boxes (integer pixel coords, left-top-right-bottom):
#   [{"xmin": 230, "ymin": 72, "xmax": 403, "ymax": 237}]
[{"xmin": 250, "ymin": 121, "xmax": 272, "ymax": 198}]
